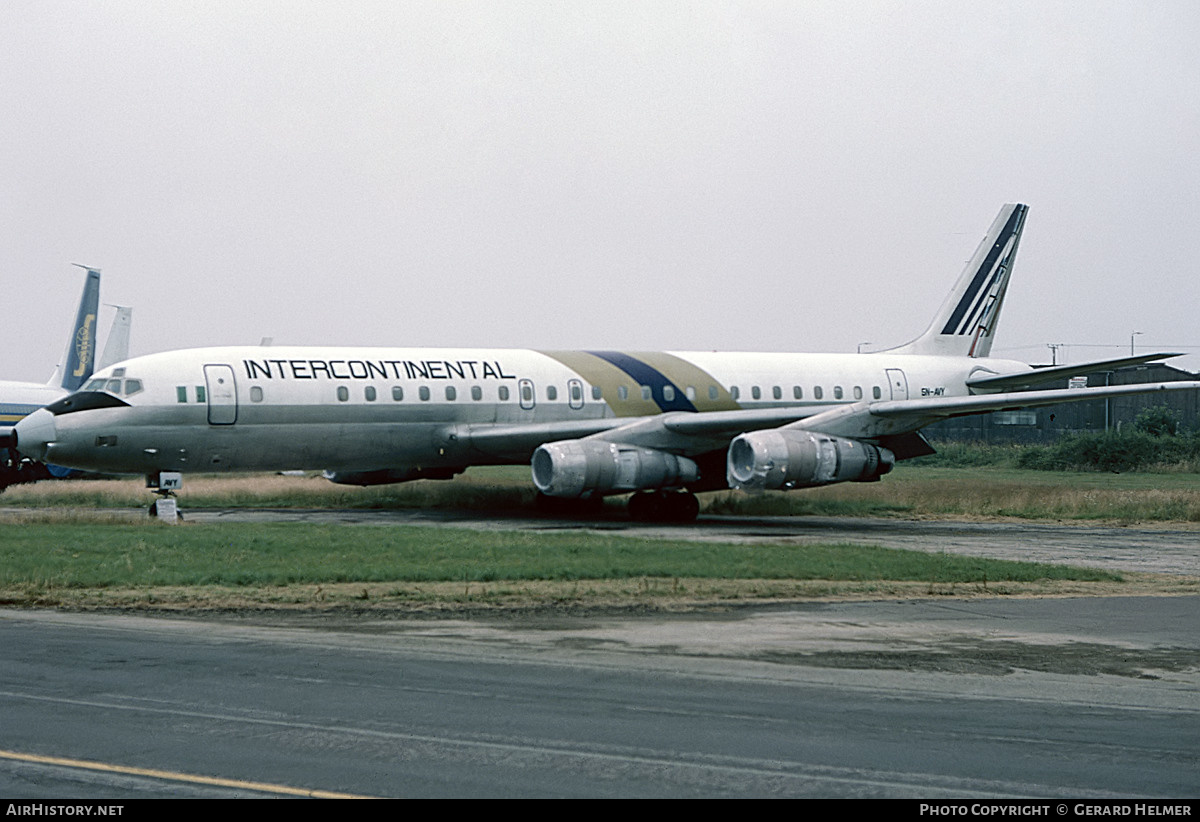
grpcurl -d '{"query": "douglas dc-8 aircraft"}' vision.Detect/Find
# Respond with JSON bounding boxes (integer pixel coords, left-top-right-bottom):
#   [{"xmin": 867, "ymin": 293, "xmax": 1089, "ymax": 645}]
[{"xmin": 14, "ymin": 204, "xmax": 1200, "ymax": 519}]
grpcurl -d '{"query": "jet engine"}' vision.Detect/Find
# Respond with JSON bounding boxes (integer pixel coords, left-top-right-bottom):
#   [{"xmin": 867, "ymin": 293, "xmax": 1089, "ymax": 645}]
[
  {"xmin": 532, "ymin": 440, "xmax": 699, "ymax": 499},
  {"xmin": 726, "ymin": 429, "xmax": 894, "ymax": 494}
]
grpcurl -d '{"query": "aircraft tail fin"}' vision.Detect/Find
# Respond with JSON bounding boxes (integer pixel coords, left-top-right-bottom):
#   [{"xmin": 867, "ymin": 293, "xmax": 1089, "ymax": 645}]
[
  {"xmin": 97, "ymin": 305, "xmax": 132, "ymax": 370},
  {"xmin": 48, "ymin": 265, "xmax": 101, "ymax": 391},
  {"xmin": 885, "ymin": 203, "xmax": 1028, "ymax": 358}
]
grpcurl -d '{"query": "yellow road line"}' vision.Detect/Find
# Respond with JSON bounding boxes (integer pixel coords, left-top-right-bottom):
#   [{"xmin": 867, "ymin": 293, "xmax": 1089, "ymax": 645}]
[{"xmin": 0, "ymin": 748, "xmax": 376, "ymax": 799}]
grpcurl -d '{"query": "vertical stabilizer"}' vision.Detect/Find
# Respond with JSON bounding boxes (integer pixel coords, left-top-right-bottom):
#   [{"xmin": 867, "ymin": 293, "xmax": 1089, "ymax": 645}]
[
  {"xmin": 98, "ymin": 306, "xmax": 132, "ymax": 370},
  {"xmin": 886, "ymin": 203, "xmax": 1028, "ymax": 358},
  {"xmin": 49, "ymin": 266, "xmax": 101, "ymax": 391}
]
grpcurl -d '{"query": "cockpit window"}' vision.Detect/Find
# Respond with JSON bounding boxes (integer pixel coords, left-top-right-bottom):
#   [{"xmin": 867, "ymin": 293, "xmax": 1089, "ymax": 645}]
[{"xmin": 83, "ymin": 376, "xmax": 143, "ymax": 396}]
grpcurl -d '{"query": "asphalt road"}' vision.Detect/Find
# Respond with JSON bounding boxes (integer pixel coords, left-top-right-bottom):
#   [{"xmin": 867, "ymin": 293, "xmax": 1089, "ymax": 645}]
[{"xmin": 2, "ymin": 594, "xmax": 1198, "ymax": 798}]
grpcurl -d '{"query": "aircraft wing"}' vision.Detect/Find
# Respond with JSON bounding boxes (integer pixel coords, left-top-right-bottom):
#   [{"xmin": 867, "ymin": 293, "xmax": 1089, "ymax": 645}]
[
  {"xmin": 457, "ymin": 406, "xmax": 825, "ymax": 460},
  {"xmin": 461, "ymin": 380, "xmax": 1200, "ymax": 461}
]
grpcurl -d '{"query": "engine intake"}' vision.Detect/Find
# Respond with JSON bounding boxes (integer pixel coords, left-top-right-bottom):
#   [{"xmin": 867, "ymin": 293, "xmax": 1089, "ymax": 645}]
[
  {"xmin": 727, "ymin": 429, "xmax": 894, "ymax": 494},
  {"xmin": 532, "ymin": 440, "xmax": 699, "ymax": 498}
]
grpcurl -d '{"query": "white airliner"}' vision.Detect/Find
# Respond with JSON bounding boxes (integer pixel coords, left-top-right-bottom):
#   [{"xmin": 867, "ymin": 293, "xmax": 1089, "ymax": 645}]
[
  {"xmin": 13, "ymin": 204, "xmax": 1199, "ymax": 519},
  {"xmin": 1, "ymin": 267, "xmax": 134, "ymax": 489}
]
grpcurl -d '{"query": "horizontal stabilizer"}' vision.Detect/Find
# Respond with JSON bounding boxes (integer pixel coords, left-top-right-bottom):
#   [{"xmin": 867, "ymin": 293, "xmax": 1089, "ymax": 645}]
[
  {"xmin": 787, "ymin": 381, "xmax": 1200, "ymax": 443},
  {"xmin": 966, "ymin": 353, "xmax": 1184, "ymax": 391}
]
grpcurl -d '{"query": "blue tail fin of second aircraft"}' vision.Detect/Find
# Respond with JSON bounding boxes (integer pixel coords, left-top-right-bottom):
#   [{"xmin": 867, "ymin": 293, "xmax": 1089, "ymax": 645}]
[
  {"xmin": 49, "ymin": 266, "xmax": 102, "ymax": 391},
  {"xmin": 886, "ymin": 203, "xmax": 1028, "ymax": 358}
]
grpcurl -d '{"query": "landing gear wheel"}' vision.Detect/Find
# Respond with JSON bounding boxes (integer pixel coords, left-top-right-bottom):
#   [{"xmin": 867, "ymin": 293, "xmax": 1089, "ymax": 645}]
[
  {"xmin": 627, "ymin": 490, "xmax": 699, "ymax": 523},
  {"xmin": 535, "ymin": 492, "xmax": 603, "ymax": 517}
]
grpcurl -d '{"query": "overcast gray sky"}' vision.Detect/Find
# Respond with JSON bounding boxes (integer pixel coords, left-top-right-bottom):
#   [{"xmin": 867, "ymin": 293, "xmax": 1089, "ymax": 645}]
[{"xmin": 3, "ymin": 0, "xmax": 1198, "ymax": 383}]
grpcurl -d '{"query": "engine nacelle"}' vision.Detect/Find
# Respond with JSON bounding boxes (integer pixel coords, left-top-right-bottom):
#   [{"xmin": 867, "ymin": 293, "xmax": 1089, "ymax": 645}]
[
  {"xmin": 323, "ymin": 466, "xmax": 464, "ymax": 486},
  {"xmin": 726, "ymin": 429, "xmax": 894, "ymax": 494},
  {"xmin": 532, "ymin": 440, "xmax": 699, "ymax": 499}
]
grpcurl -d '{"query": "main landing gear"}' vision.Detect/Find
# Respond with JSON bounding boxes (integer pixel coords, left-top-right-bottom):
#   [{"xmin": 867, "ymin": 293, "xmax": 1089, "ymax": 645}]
[
  {"xmin": 627, "ymin": 490, "xmax": 700, "ymax": 523},
  {"xmin": 147, "ymin": 471, "xmax": 184, "ymax": 521}
]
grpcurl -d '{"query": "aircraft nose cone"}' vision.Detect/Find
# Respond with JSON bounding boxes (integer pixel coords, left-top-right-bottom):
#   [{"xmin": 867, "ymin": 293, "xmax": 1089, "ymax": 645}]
[{"xmin": 14, "ymin": 408, "xmax": 58, "ymax": 463}]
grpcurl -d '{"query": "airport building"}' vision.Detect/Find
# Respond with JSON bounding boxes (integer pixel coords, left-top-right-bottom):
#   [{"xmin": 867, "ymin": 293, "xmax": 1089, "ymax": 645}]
[{"xmin": 925, "ymin": 362, "xmax": 1200, "ymax": 443}]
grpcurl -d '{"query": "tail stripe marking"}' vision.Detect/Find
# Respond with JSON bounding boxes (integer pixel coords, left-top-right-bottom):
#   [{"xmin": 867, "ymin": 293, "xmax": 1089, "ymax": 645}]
[{"xmin": 940, "ymin": 206, "xmax": 1025, "ymax": 336}]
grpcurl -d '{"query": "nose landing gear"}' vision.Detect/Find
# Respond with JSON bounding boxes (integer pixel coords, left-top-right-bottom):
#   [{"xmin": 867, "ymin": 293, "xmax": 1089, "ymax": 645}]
[{"xmin": 147, "ymin": 471, "xmax": 184, "ymax": 521}]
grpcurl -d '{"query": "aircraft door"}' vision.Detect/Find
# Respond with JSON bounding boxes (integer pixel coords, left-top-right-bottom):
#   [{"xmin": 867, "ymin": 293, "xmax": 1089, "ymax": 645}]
[
  {"xmin": 568, "ymin": 379, "xmax": 584, "ymax": 410},
  {"xmin": 204, "ymin": 364, "xmax": 238, "ymax": 425},
  {"xmin": 885, "ymin": 368, "xmax": 909, "ymax": 401}
]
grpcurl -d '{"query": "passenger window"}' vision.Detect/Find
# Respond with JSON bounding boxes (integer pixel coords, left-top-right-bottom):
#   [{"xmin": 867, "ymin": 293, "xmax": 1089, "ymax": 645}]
[
  {"xmin": 618, "ymin": 385, "xmax": 628, "ymax": 401},
  {"xmin": 365, "ymin": 386, "xmax": 376, "ymax": 401},
  {"xmin": 834, "ymin": 386, "xmax": 844, "ymax": 400},
  {"xmin": 873, "ymin": 386, "xmax": 882, "ymax": 399},
  {"xmin": 445, "ymin": 386, "xmax": 457, "ymax": 401},
  {"xmin": 854, "ymin": 386, "xmax": 863, "ymax": 400},
  {"xmin": 547, "ymin": 385, "xmax": 557, "ymax": 401},
  {"xmin": 751, "ymin": 386, "xmax": 761, "ymax": 400},
  {"xmin": 499, "ymin": 385, "xmax": 510, "ymax": 401},
  {"xmin": 641, "ymin": 385, "xmax": 651, "ymax": 401},
  {"xmin": 176, "ymin": 386, "xmax": 187, "ymax": 403},
  {"xmin": 471, "ymin": 386, "xmax": 482, "ymax": 401},
  {"xmin": 731, "ymin": 386, "xmax": 740, "ymax": 400},
  {"xmin": 521, "ymin": 384, "xmax": 533, "ymax": 403},
  {"xmin": 419, "ymin": 386, "xmax": 431, "ymax": 401},
  {"xmin": 337, "ymin": 386, "xmax": 349, "ymax": 402},
  {"xmin": 571, "ymin": 383, "xmax": 582, "ymax": 402},
  {"xmin": 250, "ymin": 386, "xmax": 263, "ymax": 402},
  {"xmin": 772, "ymin": 386, "xmax": 782, "ymax": 400},
  {"xmin": 813, "ymin": 386, "xmax": 823, "ymax": 400},
  {"xmin": 663, "ymin": 386, "xmax": 675, "ymax": 402},
  {"xmin": 708, "ymin": 386, "xmax": 718, "ymax": 400},
  {"xmin": 793, "ymin": 386, "xmax": 803, "ymax": 399},
  {"xmin": 392, "ymin": 386, "xmax": 404, "ymax": 401},
  {"xmin": 196, "ymin": 386, "xmax": 206, "ymax": 402},
  {"xmin": 591, "ymin": 385, "xmax": 602, "ymax": 401},
  {"xmin": 685, "ymin": 386, "xmax": 696, "ymax": 401}
]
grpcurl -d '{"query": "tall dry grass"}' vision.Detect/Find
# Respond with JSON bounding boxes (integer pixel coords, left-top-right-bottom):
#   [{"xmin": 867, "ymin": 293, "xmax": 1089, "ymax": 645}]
[{"xmin": 3, "ymin": 465, "xmax": 1199, "ymax": 522}]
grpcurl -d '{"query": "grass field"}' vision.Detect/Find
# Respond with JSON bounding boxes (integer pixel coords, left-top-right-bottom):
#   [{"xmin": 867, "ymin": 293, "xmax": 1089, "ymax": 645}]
[
  {"xmin": 0, "ymin": 517, "xmax": 1158, "ymax": 611},
  {"xmin": 5, "ymin": 463, "xmax": 1199, "ymax": 522},
  {"xmin": 2, "ymin": 464, "xmax": 1196, "ymax": 610}
]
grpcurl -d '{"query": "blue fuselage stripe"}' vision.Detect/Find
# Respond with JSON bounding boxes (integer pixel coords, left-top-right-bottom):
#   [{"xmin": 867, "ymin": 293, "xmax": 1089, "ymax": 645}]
[{"xmin": 585, "ymin": 351, "xmax": 698, "ymax": 412}]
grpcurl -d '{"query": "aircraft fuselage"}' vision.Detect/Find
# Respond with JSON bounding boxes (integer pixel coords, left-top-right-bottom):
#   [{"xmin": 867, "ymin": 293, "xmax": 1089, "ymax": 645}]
[{"xmin": 20, "ymin": 345, "xmax": 1019, "ymax": 478}]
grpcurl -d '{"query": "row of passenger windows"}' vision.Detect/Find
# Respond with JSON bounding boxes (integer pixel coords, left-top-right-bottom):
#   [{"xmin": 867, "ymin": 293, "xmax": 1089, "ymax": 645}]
[
  {"xmin": 222, "ymin": 383, "xmax": 888, "ymax": 403},
  {"xmin": 730, "ymin": 384, "xmax": 884, "ymax": 401}
]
